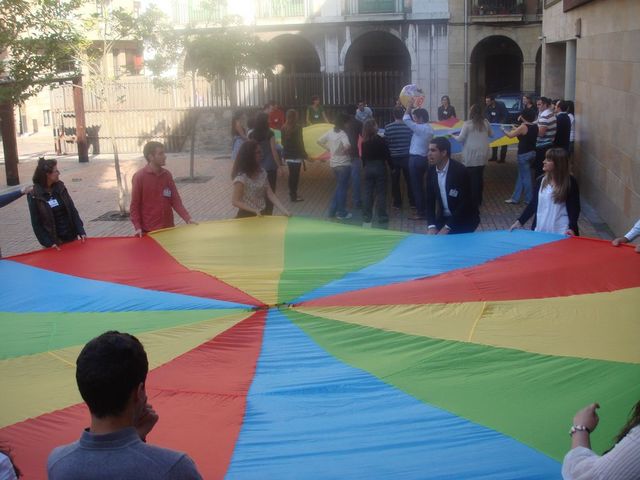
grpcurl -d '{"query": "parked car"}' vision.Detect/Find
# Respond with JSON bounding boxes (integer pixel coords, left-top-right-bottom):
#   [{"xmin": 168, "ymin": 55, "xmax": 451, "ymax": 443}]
[{"xmin": 495, "ymin": 92, "xmax": 538, "ymax": 124}]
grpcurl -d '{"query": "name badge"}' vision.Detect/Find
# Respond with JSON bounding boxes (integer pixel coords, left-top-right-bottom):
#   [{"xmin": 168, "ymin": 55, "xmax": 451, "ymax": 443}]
[
  {"xmin": 491, "ymin": 112, "xmax": 496, "ymax": 116},
  {"xmin": 442, "ymin": 110, "xmax": 448, "ymax": 115},
  {"xmin": 162, "ymin": 188, "xmax": 172, "ymax": 198},
  {"xmin": 449, "ymin": 189, "xmax": 459, "ymax": 198},
  {"xmin": 47, "ymin": 198, "xmax": 60, "ymax": 208}
]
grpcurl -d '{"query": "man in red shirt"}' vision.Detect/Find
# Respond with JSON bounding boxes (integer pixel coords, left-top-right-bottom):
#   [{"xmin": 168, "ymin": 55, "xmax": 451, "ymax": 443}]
[
  {"xmin": 130, "ymin": 141, "xmax": 195, "ymax": 237},
  {"xmin": 267, "ymin": 101, "xmax": 285, "ymax": 130}
]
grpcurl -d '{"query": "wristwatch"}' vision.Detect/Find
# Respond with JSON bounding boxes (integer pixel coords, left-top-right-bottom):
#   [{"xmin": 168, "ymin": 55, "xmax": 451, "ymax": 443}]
[{"xmin": 569, "ymin": 425, "xmax": 591, "ymax": 436}]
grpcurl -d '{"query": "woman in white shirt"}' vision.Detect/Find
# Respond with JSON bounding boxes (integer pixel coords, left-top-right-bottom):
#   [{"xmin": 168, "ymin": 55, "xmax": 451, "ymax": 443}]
[
  {"xmin": 510, "ymin": 148, "xmax": 580, "ymax": 235},
  {"xmin": 318, "ymin": 113, "xmax": 352, "ymax": 220},
  {"xmin": 562, "ymin": 400, "xmax": 640, "ymax": 479},
  {"xmin": 453, "ymin": 103, "xmax": 491, "ymax": 208}
]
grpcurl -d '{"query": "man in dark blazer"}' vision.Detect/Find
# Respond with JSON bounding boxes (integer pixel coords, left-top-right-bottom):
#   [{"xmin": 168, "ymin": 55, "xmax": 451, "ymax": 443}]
[{"xmin": 426, "ymin": 137, "xmax": 480, "ymax": 235}]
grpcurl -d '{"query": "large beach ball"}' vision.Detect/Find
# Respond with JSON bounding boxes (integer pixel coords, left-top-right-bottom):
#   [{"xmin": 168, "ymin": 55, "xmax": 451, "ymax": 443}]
[{"xmin": 399, "ymin": 84, "xmax": 426, "ymax": 108}]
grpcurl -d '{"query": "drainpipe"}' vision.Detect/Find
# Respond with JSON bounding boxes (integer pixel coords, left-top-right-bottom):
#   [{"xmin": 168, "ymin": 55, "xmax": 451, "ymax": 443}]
[{"xmin": 464, "ymin": 0, "xmax": 469, "ymax": 118}]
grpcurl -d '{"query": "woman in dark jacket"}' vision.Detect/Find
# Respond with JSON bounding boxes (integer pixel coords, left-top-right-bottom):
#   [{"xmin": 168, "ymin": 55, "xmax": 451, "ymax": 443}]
[
  {"xmin": 28, "ymin": 158, "xmax": 86, "ymax": 248},
  {"xmin": 281, "ymin": 109, "xmax": 308, "ymax": 202},
  {"xmin": 361, "ymin": 118, "xmax": 391, "ymax": 225},
  {"xmin": 510, "ymin": 148, "xmax": 580, "ymax": 235}
]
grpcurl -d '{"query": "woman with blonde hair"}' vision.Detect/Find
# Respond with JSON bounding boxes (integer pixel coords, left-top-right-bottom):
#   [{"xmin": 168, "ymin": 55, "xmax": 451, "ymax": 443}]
[
  {"xmin": 510, "ymin": 148, "xmax": 580, "ymax": 235},
  {"xmin": 281, "ymin": 109, "xmax": 308, "ymax": 202},
  {"xmin": 453, "ymin": 103, "xmax": 491, "ymax": 209},
  {"xmin": 360, "ymin": 118, "xmax": 390, "ymax": 225}
]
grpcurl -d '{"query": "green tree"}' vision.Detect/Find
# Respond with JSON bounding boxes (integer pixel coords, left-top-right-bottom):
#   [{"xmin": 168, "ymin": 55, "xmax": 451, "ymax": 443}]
[
  {"xmin": 78, "ymin": 2, "xmax": 182, "ymax": 215},
  {"xmin": 0, "ymin": 0, "xmax": 83, "ymax": 185},
  {"xmin": 184, "ymin": 17, "xmax": 275, "ymax": 107}
]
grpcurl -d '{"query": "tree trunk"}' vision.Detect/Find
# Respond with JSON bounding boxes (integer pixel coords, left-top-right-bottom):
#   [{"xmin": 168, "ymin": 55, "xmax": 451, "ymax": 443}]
[
  {"xmin": 189, "ymin": 73, "xmax": 196, "ymax": 179},
  {"xmin": 73, "ymin": 76, "xmax": 89, "ymax": 163},
  {"xmin": 0, "ymin": 102, "xmax": 20, "ymax": 186}
]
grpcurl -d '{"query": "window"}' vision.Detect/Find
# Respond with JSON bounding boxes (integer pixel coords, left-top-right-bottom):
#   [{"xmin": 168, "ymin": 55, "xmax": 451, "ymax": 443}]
[{"xmin": 43, "ymin": 110, "xmax": 51, "ymax": 127}]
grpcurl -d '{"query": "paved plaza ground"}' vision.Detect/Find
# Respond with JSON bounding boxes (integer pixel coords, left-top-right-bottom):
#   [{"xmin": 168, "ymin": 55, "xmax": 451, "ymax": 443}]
[{"xmin": 1, "ymin": 133, "xmax": 613, "ymax": 258}]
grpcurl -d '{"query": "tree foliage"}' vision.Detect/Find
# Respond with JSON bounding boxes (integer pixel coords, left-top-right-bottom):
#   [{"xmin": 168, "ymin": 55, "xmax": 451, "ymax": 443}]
[
  {"xmin": 0, "ymin": 0, "xmax": 84, "ymax": 104},
  {"xmin": 185, "ymin": 17, "xmax": 275, "ymax": 105}
]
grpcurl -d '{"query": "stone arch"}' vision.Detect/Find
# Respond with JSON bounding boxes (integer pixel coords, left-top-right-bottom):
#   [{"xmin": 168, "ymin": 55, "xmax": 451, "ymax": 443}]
[
  {"xmin": 342, "ymin": 30, "xmax": 411, "ymax": 79},
  {"xmin": 470, "ymin": 35, "xmax": 524, "ymax": 105},
  {"xmin": 269, "ymin": 34, "xmax": 321, "ymax": 74}
]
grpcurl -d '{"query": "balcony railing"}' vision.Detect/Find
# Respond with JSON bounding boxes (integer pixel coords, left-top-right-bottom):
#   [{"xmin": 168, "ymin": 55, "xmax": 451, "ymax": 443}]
[
  {"xmin": 257, "ymin": 0, "xmax": 305, "ymax": 18},
  {"xmin": 470, "ymin": 0, "xmax": 524, "ymax": 16},
  {"xmin": 344, "ymin": 0, "xmax": 407, "ymax": 15},
  {"xmin": 171, "ymin": 0, "xmax": 227, "ymax": 26}
]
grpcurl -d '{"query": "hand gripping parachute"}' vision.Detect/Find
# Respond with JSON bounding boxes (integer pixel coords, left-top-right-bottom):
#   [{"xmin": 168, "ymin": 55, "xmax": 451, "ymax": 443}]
[{"xmin": 1, "ymin": 217, "xmax": 639, "ymax": 479}]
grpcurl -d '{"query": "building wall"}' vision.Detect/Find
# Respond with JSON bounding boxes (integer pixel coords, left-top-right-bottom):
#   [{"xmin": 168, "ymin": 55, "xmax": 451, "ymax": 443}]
[
  {"xmin": 543, "ymin": 0, "xmax": 640, "ymax": 236},
  {"xmin": 447, "ymin": 0, "xmax": 542, "ymax": 118}
]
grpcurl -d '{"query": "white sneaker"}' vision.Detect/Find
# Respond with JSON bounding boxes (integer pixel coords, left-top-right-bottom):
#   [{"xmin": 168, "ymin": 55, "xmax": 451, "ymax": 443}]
[
  {"xmin": 362, "ymin": 222, "xmax": 373, "ymax": 228},
  {"xmin": 336, "ymin": 213, "xmax": 353, "ymax": 220},
  {"xmin": 504, "ymin": 199, "xmax": 519, "ymax": 204}
]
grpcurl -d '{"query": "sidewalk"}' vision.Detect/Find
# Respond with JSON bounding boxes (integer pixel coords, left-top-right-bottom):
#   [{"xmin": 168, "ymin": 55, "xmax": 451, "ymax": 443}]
[{"xmin": 1, "ymin": 146, "xmax": 612, "ymax": 258}]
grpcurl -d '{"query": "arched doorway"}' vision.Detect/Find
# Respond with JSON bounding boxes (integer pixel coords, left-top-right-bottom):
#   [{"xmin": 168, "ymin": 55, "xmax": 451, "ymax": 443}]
[
  {"xmin": 270, "ymin": 34, "xmax": 320, "ymax": 74},
  {"xmin": 470, "ymin": 35, "xmax": 523, "ymax": 105},
  {"xmin": 343, "ymin": 31, "xmax": 410, "ymax": 110}
]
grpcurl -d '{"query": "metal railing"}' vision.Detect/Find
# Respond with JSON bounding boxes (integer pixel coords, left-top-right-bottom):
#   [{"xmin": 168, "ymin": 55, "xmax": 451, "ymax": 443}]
[
  {"xmin": 344, "ymin": 0, "xmax": 407, "ymax": 15},
  {"xmin": 257, "ymin": 0, "xmax": 305, "ymax": 17},
  {"xmin": 470, "ymin": 0, "xmax": 524, "ymax": 16}
]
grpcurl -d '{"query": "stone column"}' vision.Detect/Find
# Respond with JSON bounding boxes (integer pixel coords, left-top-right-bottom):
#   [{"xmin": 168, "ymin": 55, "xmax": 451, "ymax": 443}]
[{"xmin": 564, "ymin": 39, "xmax": 577, "ymax": 101}]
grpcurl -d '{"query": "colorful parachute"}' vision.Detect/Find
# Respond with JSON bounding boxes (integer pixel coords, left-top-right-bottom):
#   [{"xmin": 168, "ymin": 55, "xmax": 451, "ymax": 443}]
[{"xmin": 1, "ymin": 217, "xmax": 639, "ymax": 479}]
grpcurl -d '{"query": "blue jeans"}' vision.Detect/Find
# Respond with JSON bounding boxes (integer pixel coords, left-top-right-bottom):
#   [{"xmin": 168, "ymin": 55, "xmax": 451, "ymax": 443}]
[
  {"xmin": 350, "ymin": 156, "xmax": 362, "ymax": 208},
  {"xmin": 511, "ymin": 150, "xmax": 535, "ymax": 203},
  {"xmin": 409, "ymin": 154, "xmax": 427, "ymax": 217},
  {"xmin": 363, "ymin": 161, "xmax": 388, "ymax": 223},
  {"xmin": 329, "ymin": 165, "xmax": 351, "ymax": 218}
]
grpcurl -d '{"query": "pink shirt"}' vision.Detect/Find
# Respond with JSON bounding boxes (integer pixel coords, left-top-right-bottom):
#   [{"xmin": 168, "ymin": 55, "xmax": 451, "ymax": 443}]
[{"xmin": 130, "ymin": 164, "xmax": 191, "ymax": 232}]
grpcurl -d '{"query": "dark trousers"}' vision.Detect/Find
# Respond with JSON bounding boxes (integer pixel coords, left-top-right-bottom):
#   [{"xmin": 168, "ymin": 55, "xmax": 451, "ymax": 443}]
[
  {"xmin": 409, "ymin": 154, "xmax": 427, "ymax": 217},
  {"xmin": 390, "ymin": 155, "xmax": 414, "ymax": 208},
  {"xmin": 363, "ymin": 161, "xmax": 389, "ymax": 223},
  {"xmin": 534, "ymin": 144, "xmax": 551, "ymax": 179},
  {"xmin": 466, "ymin": 165, "xmax": 485, "ymax": 208},
  {"xmin": 287, "ymin": 161, "xmax": 302, "ymax": 200},
  {"xmin": 265, "ymin": 169, "xmax": 277, "ymax": 215},
  {"xmin": 491, "ymin": 145, "xmax": 507, "ymax": 162}
]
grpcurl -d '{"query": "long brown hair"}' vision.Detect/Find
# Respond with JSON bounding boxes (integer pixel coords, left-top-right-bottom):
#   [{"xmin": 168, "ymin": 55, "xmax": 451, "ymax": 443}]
[
  {"xmin": 32, "ymin": 157, "xmax": 57, "ymax": 188},
  {"xmin": 281, "ymin": 109, "xmax": 299, "ymax": 136},
  {"xmin": 469, "ymin": 104, "xmax": 487, "ymax": 132},
  {"xmin": 231, "ymin": 140, "xmax": 261, "ymax": 179},
  {"xmin": 541, "ymin": 148, "xmax": 571, "ymax": 203},
  {"xmin": 613, "ymin": 399, "xmax": 640, "ymax": 445},
  {"xmin": 362, "ymin": 118, "xmax": 378, "ymax": 142}
]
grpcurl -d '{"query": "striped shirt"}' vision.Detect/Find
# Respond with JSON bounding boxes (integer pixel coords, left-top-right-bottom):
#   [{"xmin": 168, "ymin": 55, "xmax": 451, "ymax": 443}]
[
  {"xmin": 537, "ymin": 108, "xmax": 556, "ymax": 147},
  {"xmin": 384, "ymin": 121, "xmax": 413, "ymax": 158}
]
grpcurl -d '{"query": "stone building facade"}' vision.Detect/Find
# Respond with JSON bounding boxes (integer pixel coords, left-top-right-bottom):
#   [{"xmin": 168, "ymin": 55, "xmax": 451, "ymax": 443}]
[
  {"xmin": 446, "ymin": 0, "xmax": 543, "ymax": 118},
  {"xmin": 542, "ymin": 0, "xmax": 639, "ymax": 236}
]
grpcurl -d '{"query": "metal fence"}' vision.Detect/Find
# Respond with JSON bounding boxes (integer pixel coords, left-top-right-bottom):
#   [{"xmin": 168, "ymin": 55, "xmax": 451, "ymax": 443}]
[{"xmin": 50, "ymin": 71, "xmax": 407, "ymax": 154}]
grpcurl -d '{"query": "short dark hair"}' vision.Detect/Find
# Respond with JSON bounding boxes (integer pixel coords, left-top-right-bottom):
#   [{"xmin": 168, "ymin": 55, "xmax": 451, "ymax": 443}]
[
  {"xmin": 76, "ymin": 331, "xmax": 148, "ymax": 418},
  {"xmin": 430, "ymin": 137, "xmax": 451, "ymax": 158},
  {"xmin": 392, "ymin": 106, "xmax": 405, "ymax": 120},
  {"xmin": 558, "ymin": 100, "xmax": 570, "ymax": 112},
  {"xmin": 485, "ymin": 94, "xmax": 495, "ymax": 101},
  {"xmin": 311, "ymin": 95, "xmax": 320, "ymax": 102},
  {"xmin": 334, "ymin": 112, "xmax": 349, "ymax": 132},
  {"xmin": 539, "ymin": 96, "xmax": 552, "ymax": 107},
  {"xmin": 143, "ymin": 141, "xmax": 164, "ymax": 161},
  {"xmin": 413, "ymin": 108, "xmax": 429, "ymax": 122},
  {"xmin": 32, "ymin": 157, "xmax": 57, "ymax": 187}
]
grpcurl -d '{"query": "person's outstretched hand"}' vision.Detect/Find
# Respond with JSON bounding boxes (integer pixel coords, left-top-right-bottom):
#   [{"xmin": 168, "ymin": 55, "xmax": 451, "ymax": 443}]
[
  {"xmin": 612, "ymin": 237, "xmax": 628, "ymax": 246},
  {"xmin": 509, "ymin": 220, "xmax": 521, "ymax": 232},
  {"xmin": 573, "ymin": 403, "xmax": 600, "ymax": 433},
  {"xmin": 135, "ymin": 403, "xmax": 159, "ymax": 442},
  {"xmin": 134, "ymin": 229, "xmax": 143, "ymax": 238}
]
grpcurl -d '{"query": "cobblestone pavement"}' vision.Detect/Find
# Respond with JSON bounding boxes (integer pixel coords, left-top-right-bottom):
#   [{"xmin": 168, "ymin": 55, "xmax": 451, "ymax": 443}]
[{"xmin": 1, "ymin": 145, "xmax": 612, "ymax": 258}]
